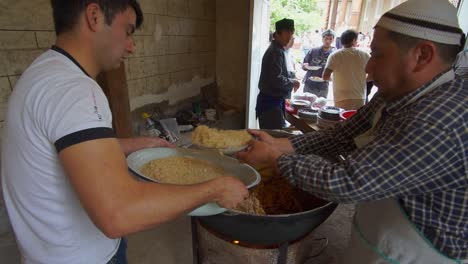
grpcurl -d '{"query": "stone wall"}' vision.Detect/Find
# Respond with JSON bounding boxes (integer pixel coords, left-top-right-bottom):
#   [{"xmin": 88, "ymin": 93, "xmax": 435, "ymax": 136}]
[
  {"xmin": 128, "ymin": 0, "xmax": 216, "ymax": 111},
  {"xmin": 0, "ymin": 0, "xmax": 54, "ymax": 132}
]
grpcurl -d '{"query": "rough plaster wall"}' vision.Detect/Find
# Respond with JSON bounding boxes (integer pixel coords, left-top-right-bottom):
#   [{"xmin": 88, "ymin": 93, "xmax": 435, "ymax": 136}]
[
  {"xmin": 215, "ymin": 0, "xmax": 250, "ymax": 111},
  {"xmin": 128, "ymin": 0, "xmax": 217, "ymax": 111}
]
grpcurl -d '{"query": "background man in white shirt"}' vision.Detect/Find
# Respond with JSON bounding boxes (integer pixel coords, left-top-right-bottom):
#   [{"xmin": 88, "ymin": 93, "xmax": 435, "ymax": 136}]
[{"xmin": 323, "ymin": 30, "xmax": 371, "ymax": 110}]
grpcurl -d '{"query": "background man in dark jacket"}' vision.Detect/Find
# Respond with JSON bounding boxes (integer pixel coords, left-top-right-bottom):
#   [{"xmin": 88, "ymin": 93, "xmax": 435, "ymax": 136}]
[{"xmin": 256, "ymin": 18, "xmax": 300, "ymax": 129}]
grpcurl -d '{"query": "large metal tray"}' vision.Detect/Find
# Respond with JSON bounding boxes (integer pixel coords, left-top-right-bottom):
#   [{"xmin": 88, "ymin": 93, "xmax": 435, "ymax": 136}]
[{"xmin": 127, "ymin": 147, "xmax": 261, "ymax": 216}]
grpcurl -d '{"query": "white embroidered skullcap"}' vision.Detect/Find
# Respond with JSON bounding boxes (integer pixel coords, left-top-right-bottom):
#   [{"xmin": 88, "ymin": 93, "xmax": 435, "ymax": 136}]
[{"xmin": 375, "ymin": 0, "xmax": 463, "ymax": 46}]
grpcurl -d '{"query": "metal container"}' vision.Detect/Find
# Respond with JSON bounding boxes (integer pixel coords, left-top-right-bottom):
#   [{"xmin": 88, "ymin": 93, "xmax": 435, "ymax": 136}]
[
  {"xmin": 197, "ymin": 197, "xmax": 337, "ymax": 246},
  {"xmin": 319, "ymin": 106, "xmax": 343, "ymax": 121}
]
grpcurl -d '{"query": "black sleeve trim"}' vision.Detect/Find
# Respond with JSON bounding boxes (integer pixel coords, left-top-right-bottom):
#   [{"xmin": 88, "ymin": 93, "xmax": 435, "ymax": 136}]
[{"xmin": 55, "ymin": 127, "xmax": 116, "ymax": 153}]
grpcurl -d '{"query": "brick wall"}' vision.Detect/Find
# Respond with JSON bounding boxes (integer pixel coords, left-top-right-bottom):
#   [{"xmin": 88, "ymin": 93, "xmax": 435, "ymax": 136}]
[
  {"xmin": 127, "ymin": 0, "xmax": 216, "ymax": 111},
  {"xmin": 0, "ymin": 0, "xmax": 217, "ymax": 128}
]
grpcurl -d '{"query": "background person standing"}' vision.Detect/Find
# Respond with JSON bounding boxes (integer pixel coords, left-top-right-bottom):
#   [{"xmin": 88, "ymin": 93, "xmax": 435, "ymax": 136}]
[
  {"xmin": 302, "ymin": 29, "xmax": 336, "ymax": 98},
  {"xmin": 256, "ymin": 18, "xmax": 300, "ymax": 129},
  {"xmin": 323, "ymin": 30, "xmax": 371, "ymax": 110}
]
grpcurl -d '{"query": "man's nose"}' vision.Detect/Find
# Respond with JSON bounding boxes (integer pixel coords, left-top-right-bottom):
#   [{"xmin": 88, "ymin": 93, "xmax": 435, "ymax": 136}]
[{"xmin": 127, "ymin": 39, "xmax": 136, "ymax": 54}]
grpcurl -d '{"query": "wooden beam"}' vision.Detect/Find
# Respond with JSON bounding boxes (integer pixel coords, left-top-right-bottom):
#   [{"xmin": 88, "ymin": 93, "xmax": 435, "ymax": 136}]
[
  {"xmin": 324, "ymin": 0, "xmax": 332, "ymax": 30},
  {"xmin": 337, "ymin": 0, "xmax": 349, "ymax": 28},
  {"xmin": 349, "ymin": 0, "xmax": 364, "ymax": 30},
  {"xmin": 97, "ymin": 62, "xmax": 133, "ymax": 138},
  {"xmin": 329, "ymin": 0, "xmax": 340, "ymax": 30}
]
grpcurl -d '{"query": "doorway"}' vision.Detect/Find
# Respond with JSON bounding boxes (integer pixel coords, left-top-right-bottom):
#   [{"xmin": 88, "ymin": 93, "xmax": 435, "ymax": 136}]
[{"xmin": 245, "ymin": 0, "xmax": 327, "ymax": 128}]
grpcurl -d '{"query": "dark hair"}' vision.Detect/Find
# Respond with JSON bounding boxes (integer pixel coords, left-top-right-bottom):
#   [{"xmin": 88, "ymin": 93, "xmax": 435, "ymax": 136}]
[
  {"xmin": 387, "ymin": 30, "xmax": 460, "ymax": 65},
  {"xmin": 50, "ymin": 0, "xmax": 143, "ymax": 35},
  {"xmin": 340, "ymin": 30, "xmax": 358, "ymax": 46}
]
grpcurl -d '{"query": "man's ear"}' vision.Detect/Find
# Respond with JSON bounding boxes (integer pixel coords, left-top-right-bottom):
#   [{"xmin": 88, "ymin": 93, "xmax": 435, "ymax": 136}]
[
  {"xmin": 85, "ymin": 3, "xmax": 104, "ymax": 32},
  {"xmin": 413, "ymin": 41, "xmax": 436, "ymax": 72}
]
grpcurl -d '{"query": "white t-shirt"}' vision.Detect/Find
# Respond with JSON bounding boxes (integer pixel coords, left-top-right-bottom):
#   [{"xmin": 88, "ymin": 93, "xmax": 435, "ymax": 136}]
[
  {"xmin": 1, "ymin": 49, "xmax": 119, "ymax": 263},
  {"xmin": 325, "ymin": 47, "xmax": 370, "ymax": 102}
]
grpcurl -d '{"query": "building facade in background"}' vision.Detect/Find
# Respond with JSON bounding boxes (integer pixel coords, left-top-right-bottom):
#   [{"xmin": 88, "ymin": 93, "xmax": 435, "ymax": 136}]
[{"xmin": 324, "ymin": 0, "xmax": 462, "ymax": 35}]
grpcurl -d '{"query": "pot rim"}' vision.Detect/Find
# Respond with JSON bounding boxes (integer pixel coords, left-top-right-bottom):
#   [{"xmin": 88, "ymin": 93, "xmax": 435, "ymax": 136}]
[{"xmin": 222, "ymin": 201, "xmax": 337, "ymax": 218}]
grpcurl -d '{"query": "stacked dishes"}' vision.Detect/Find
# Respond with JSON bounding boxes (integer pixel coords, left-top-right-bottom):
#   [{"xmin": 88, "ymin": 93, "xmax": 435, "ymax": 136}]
[
  {"xmin": 317, "ymin": 106, "xmax": 343, "ymax": 129},
  {"xmin": 291, "ymin": 100, "xmax": 311, "ymax": 110},
  {"xmin": 298, "ymin": 107, "xmax": 320, "ymax": 122},
  {"xmin": 290, "ymin": 100, "xmax": 311, "ymax": 114}
]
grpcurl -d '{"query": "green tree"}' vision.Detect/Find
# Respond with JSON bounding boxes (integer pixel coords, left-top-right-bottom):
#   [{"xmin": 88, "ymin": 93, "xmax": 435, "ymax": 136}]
[{"xmin": 270, "ymin": 0, "xmax": 323, "ymax": 36}]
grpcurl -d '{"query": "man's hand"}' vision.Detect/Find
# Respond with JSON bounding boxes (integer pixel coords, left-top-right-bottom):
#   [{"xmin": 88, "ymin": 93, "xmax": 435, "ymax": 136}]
[
  {"xmin": 248, "ymin": 130, "xmax": 276, "ymax": 145},
  {"xmin": 210, "ymin": 176, "xmax": 249, "ymax": 208},
  {"xmin": 236, "ymin": 140, "xmax": 282, "ymax": 169},
  {"xmin": 293, "ymin": 80, "xmax": 300, "ymax": 92},
  {"xmin": 248, "ymin": 130, "xmax": 295, "ymax": 154},
  {"xmin": 136, "ymin": 137, "xmax": 175, "ymax": 149},
  {"xmin": 119, "ymin": 137, "xmax": 175, "ymax": 156}
]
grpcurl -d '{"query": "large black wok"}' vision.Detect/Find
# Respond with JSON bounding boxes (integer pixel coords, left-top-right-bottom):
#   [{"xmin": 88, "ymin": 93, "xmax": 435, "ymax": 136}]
[
  {"xmin": 197, "ymin": 130, "xmax": 338, "ymax": 246},
  {"xmin": 197, "ymin": 195, "xmax": 337, "ymax": 246}
]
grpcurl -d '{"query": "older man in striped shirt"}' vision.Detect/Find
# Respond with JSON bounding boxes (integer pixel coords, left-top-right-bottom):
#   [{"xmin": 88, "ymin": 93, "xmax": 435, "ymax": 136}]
[{"xmin": 238, "ymin": 0, "xmax": 467, "ymax": 263}]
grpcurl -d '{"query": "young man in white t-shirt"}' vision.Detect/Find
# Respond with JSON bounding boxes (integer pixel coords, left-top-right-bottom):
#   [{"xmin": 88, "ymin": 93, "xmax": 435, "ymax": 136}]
[
  {"xmin": 323, "ymin": 30, "xmax": 371, "ymax": 110},
  {"xmin": 1, "ymin": 1, "xmax": 248, "ymax": 263}
]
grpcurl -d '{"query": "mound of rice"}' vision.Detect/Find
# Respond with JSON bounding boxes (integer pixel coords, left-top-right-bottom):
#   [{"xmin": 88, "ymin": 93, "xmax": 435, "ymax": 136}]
[
  {"xmin": 141, "ymin": 156, "xmax": 224, "ymax": 184},
  {"xmin": 192, "ymin": 125, "xmax": 252, "ymax": 148}
]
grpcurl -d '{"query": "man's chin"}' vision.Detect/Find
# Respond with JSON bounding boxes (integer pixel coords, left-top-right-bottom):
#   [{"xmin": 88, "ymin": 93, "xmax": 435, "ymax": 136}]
[{"xmin": 102, "ymin": 63, "xmax": 122, "ymax": 72}]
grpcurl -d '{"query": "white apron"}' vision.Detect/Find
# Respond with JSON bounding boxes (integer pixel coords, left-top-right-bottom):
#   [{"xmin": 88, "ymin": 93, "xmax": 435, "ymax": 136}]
[{"xmin": 341, "ymin": 71, "xmax": 468, "ymax": 264}]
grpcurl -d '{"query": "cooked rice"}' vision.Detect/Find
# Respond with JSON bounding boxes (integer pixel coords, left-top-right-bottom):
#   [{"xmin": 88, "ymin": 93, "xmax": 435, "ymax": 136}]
[
  {"xmin": 140, "ymin": 156, "xmax": 224, "ymax": 184},
  {"xmin": 192, "ymin": 125, "xmax": 252, "ymax": 148},
  {"xmin": 235, "ymin": 166, "xmax": 305, "ymax": 215}
]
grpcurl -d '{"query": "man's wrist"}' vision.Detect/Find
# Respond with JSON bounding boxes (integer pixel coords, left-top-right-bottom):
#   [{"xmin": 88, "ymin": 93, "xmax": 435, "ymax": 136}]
[{"xmin": 269, "ymin": 149, "xmax": 282, "ymax": 165}]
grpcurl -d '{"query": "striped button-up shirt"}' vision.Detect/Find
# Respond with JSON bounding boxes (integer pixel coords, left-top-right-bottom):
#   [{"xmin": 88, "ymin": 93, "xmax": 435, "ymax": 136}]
[{"xmin": 278, "ymin": 72, "xmax": 467, "ymax": 259}]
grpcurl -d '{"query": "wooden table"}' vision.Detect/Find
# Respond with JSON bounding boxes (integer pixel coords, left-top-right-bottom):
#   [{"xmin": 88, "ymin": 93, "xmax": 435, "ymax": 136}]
[{"xmin": 285, "ymin": 111, "xmax": 319, "ymax": 133}]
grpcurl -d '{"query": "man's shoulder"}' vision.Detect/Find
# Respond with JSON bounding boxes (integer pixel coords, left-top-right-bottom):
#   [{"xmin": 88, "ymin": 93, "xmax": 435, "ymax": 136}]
[
  {"xmin": 264, "ymin": 43, "xmax": 284, "ymax": 56},
  {"xmin": 14, "ymin": 54, "xmax": 100, "ymax": 113},
  {"xmin": 410, "ymin": 78, "xmax": 467, "ymax": 128}
]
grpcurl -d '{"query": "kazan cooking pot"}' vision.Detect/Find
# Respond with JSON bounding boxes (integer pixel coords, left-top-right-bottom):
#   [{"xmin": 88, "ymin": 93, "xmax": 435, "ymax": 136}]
[{"xmin": 196, "ymin": 130, "xmax": 338, "ymax": 246}]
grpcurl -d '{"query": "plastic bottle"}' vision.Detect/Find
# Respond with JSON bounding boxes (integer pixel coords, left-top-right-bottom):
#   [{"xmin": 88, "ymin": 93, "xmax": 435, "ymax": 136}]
[{"xmin": 141, "ymin": 112, "xmax": 161, "ymax": 137}]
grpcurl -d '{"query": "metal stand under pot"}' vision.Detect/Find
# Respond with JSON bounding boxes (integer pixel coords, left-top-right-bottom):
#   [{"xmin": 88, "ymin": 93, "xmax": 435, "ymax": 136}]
[{"xmin": 191, "ymin": 200, "xmax": 336, "ymax": 264}]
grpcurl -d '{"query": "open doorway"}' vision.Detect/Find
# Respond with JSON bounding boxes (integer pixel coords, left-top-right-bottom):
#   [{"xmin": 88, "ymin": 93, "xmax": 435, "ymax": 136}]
[{"xmin": 245, "ymin": 0, "xmax": 329, "ymax": 128}]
